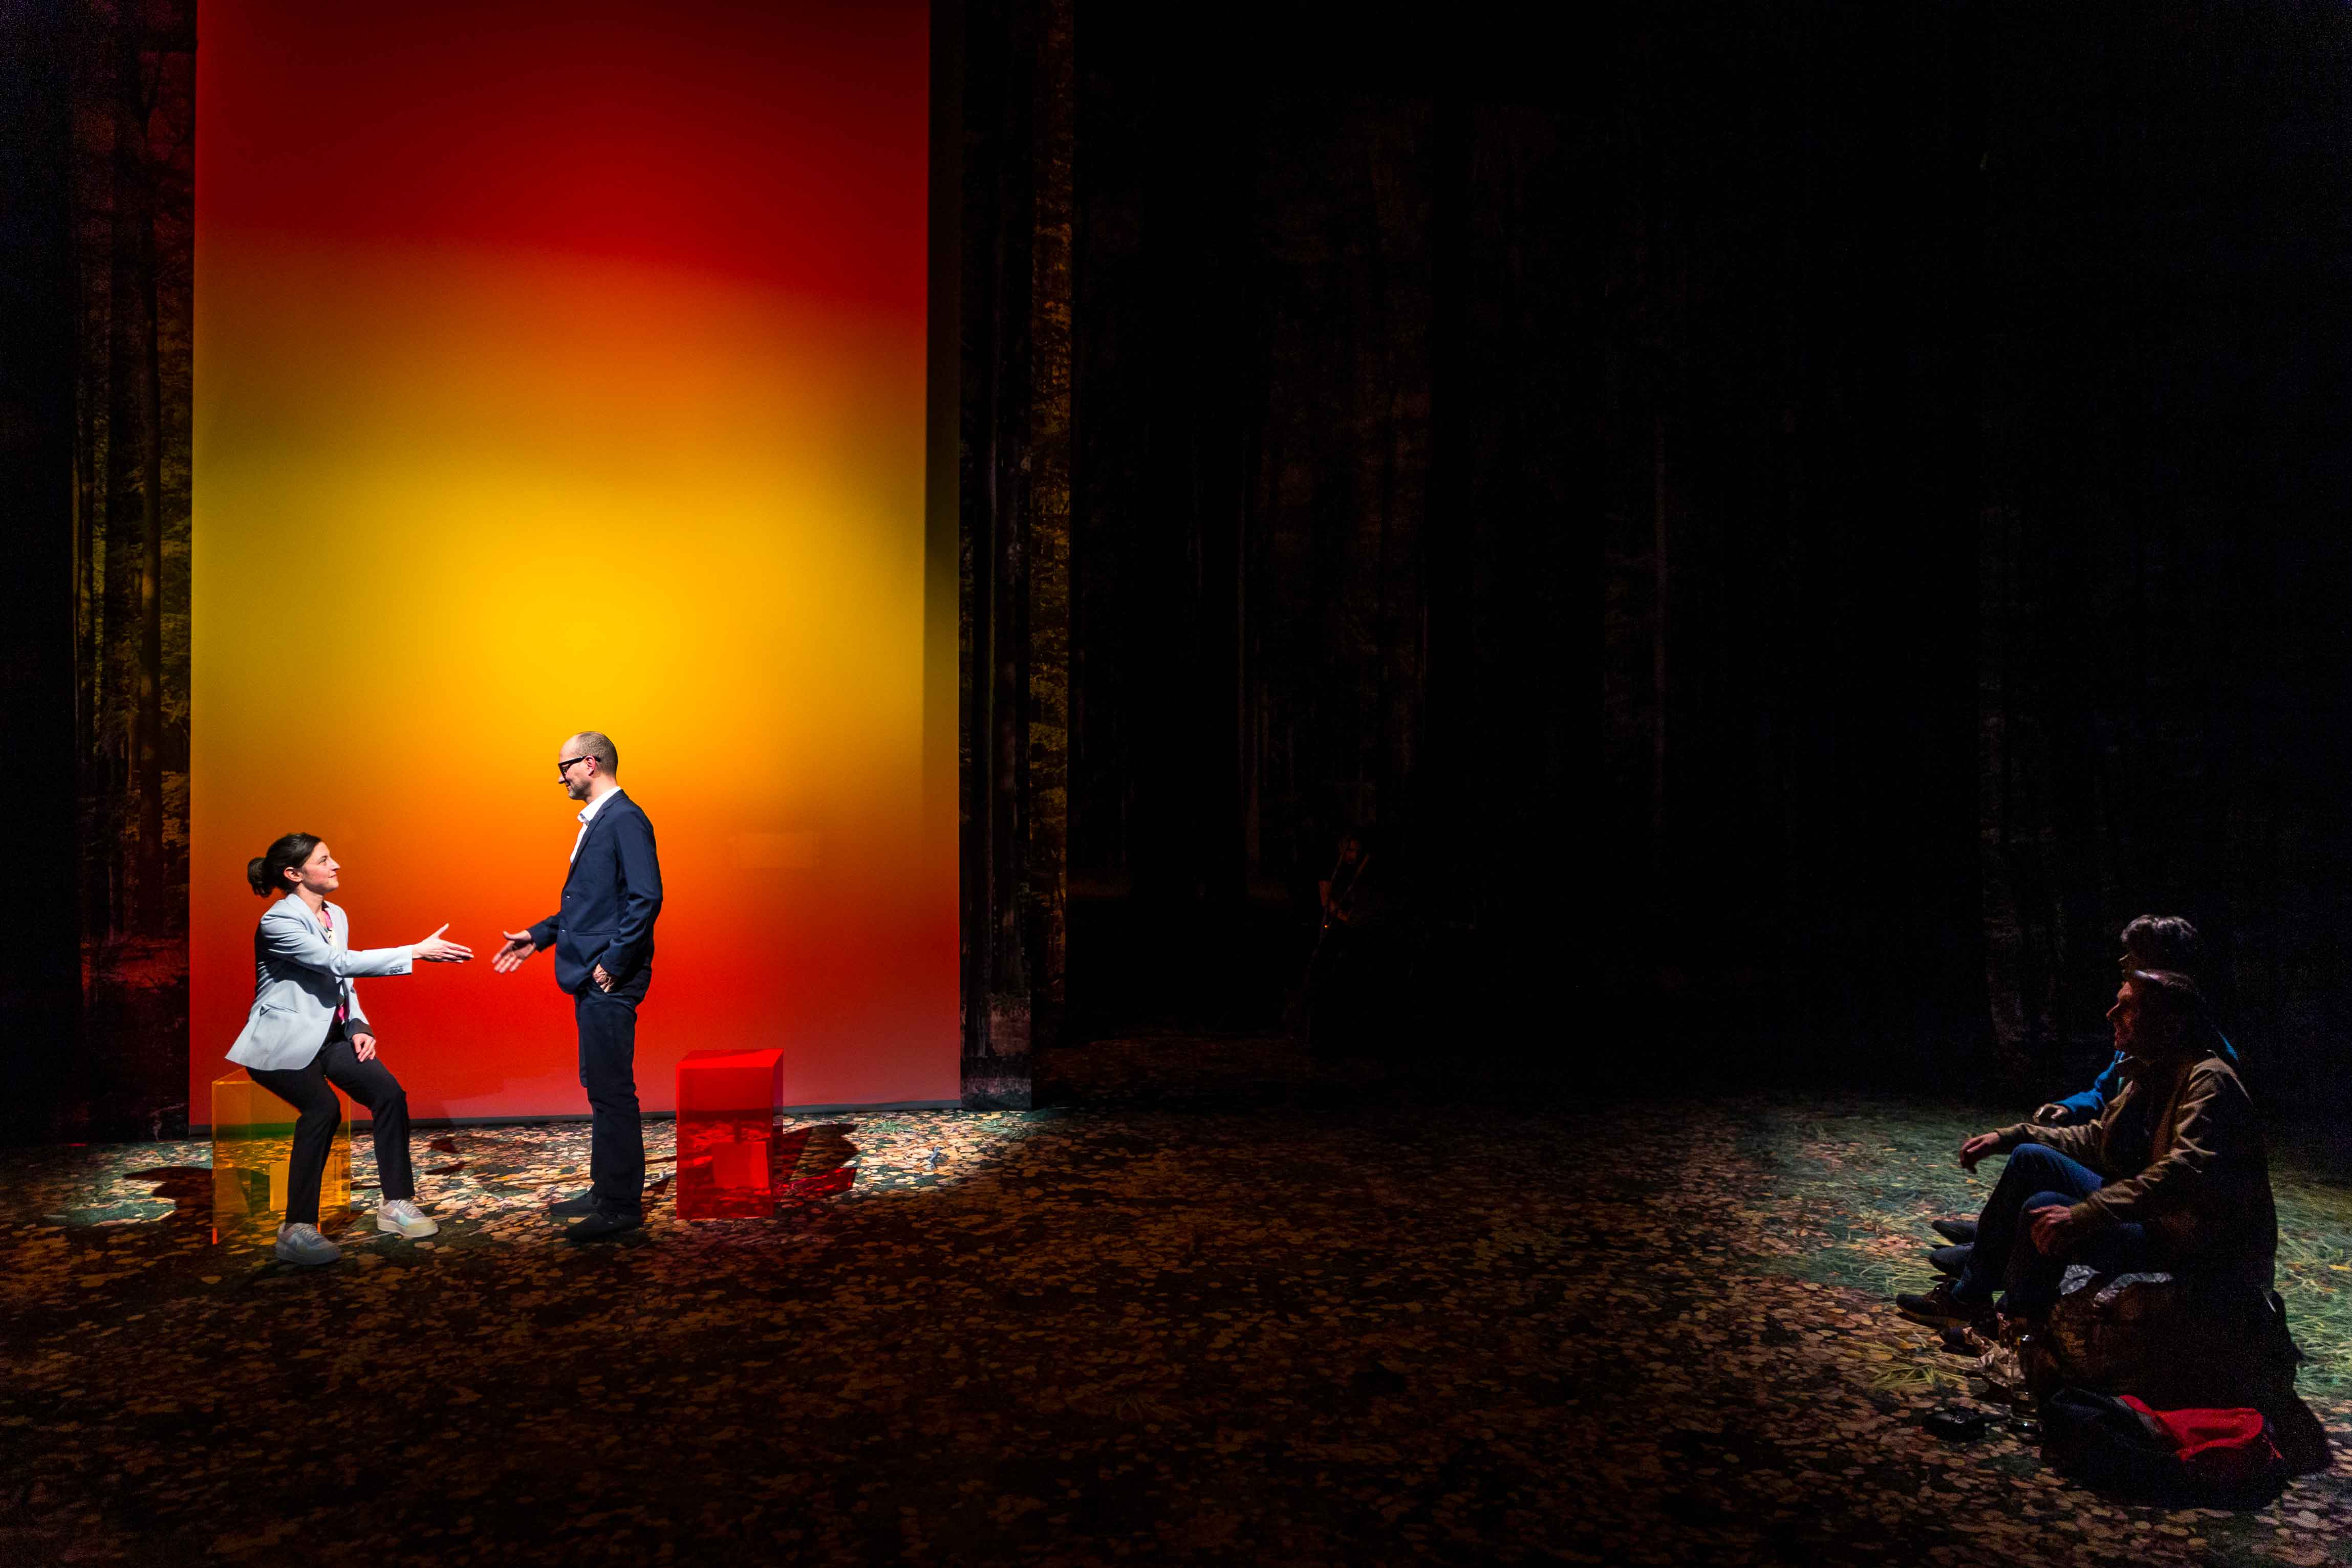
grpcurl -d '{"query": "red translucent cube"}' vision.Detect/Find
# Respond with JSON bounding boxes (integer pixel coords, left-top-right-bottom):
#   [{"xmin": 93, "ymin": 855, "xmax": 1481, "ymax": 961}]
[{"xmin": 675, "ymin": 1048, "xmax": 785, "ymax": 1220}]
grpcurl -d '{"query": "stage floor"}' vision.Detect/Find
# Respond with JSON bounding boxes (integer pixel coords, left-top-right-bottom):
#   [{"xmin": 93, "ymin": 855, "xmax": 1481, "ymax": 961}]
[{"xmin": 3, "ymin": 1039, "xmax": 2349, "ymax": 1565}]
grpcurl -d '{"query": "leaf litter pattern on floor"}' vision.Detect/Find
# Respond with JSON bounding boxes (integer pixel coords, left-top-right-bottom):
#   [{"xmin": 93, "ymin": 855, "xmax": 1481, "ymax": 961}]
[{"xmin": 1, "ymin": 1038, "xmax": 2349, "ymax": 1565}]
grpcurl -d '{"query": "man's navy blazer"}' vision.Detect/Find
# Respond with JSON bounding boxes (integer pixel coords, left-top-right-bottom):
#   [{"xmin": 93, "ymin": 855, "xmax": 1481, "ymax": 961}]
[{"xmin": 529, "ymin": 790, "xmax": 662, "ymax": 1003}]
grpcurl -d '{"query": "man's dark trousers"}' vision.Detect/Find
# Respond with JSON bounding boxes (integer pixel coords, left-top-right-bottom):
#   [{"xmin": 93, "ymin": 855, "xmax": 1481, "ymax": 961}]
[
  {"xmin": 576, "ymin": 989, "xmax": 644, "ymax": 1216},
  {"xmin": 1953, "ymin": 1141, "xmax": 2152, "ymax": 1313}
]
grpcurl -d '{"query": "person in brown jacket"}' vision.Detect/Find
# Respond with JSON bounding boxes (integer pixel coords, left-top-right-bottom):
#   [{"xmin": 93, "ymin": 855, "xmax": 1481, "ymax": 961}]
[
  {"xmin": 1922, "ymin": 914, "xmax": 2237, "ymax": 1267},
  {"xmin": 1898, "ymin": 967, "xmax": 2277, "ymax": 1326}
]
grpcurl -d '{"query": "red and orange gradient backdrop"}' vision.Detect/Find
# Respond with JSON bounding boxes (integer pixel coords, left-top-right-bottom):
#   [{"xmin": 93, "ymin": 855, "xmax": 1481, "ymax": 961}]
[{"xmin": 190, "ymin": 1, "xmax": 955, "ymax": 1120}]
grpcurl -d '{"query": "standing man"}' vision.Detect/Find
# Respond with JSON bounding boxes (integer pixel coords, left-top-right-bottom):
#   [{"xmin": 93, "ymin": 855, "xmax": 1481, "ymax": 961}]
[{"xmin": 493, "ymin": 731, "xmax": 663, "ymax": 1239}]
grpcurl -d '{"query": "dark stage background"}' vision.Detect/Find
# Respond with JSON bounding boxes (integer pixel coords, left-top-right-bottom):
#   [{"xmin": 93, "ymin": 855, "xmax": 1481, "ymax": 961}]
[
  {"xmin": 1584, "ymin": 1, "xmax": 2352, "ymax": 1113},
  {"xmin": 7, "ymin": 1, "xmax": 2352, "ymax": 1134},
  {"xmin": 993, "ymin": 0, "xmax": 2352, "ymax": 1117}
]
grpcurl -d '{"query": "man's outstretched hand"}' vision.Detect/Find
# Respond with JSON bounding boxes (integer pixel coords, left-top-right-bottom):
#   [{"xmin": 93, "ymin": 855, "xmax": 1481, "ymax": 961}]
[
  {"xmin": 492, "ymin": 930, "xmax": 540, "ymax": 973},
  {"xmin": 1958, "ymin": 1131, "xmax": 2002, "ymax": 1172}
]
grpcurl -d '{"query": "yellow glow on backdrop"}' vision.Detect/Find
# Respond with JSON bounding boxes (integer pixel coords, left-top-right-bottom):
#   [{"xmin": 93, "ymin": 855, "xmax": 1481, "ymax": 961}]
[{"xmin": 191, "ymin": 2, "xmax": 954, "ymax": 1119}]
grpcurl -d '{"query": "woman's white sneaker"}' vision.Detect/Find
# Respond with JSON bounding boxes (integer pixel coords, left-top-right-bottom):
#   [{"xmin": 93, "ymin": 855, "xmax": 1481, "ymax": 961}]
[
  {"xmin": 274, "ymin": 1223, "xmax": 342, "ymax": 1266},
  {"xmin": 376, "ymin": 1199, "xmax": 440, "ymax": 1239}
]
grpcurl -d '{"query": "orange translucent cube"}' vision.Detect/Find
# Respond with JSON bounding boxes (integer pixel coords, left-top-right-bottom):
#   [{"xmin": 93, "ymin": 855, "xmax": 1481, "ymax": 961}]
[
  {"xmin": 210, "ymin": 1070, "xmax": 353, "ymax": 1242},
  {"xmin": 676, "ymin": 1048, "xmax": 785, "ymax": 1220}
]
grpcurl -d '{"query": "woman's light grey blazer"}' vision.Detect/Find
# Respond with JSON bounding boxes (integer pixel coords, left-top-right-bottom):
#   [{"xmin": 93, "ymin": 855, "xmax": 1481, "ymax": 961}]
[{"xmin": 225, "ymin": 898, "xmax": 414, "ymax": 1071}]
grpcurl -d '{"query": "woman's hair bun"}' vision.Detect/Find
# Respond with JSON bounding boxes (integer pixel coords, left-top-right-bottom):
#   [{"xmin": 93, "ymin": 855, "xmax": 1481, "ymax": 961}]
[{"xmin": 249, "ymin": 833, "xmax": 322, "ymax": 897}]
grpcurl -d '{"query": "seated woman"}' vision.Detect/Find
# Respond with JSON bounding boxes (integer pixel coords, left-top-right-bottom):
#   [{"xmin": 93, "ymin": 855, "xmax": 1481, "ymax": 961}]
[
  {"xmin": 229, "ymin": 833, "xmax": 473, "ymax": 1265},
  {"xmin": 1899, "ymin": 967, "xmax": 2276, "ymax": 1328}
]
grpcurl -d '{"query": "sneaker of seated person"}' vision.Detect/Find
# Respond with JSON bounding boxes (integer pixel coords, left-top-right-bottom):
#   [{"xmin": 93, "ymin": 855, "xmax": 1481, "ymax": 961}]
[
  {"xmin": 1938, "ymin": 1322, "xmax": 1992, "ymax": 1357},
  {"xmin": 1931, "ymin": 1217, "xmax": 1977, "ymax": 1245},
  {"xmin": 274, "ymin": 1222, "xmax": 342, "ymax": 1267},
  {"xmin": 1926, "ymin": 1244, "xmax": 1973, "ymax": 1277},
  {"xmin": 376, "ymin": 1199, "xmax": 439, "ymax": 1239},
  {"xmin": 1896, "ymin": 1280, "xmax": 1984, "ymax": 1327}
]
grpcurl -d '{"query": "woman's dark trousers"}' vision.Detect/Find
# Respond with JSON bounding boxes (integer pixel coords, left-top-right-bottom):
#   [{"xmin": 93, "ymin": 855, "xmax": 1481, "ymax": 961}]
[{"xmin": 246, "ymin": 1028, "xmax": 416, "ymax": 1226}]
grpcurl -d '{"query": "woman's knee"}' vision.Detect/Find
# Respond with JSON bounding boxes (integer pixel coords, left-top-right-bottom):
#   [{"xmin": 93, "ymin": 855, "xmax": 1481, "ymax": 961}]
[{"xmin": 337, "ymin": 1059, "xmax": 407, "ymax": 1115}]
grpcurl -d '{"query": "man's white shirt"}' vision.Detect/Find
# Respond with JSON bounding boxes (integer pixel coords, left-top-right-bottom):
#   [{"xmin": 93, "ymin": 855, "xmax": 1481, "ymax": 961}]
[{"xmin": 570, "ymin": 787, "xmax": 623, "ymax": 863}]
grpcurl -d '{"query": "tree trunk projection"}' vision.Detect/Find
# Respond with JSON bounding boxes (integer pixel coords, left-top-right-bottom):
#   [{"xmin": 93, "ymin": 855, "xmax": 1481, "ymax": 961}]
[{"xmin": 69, "ymin": 0, "xmax": 193, "ymax": 1135}]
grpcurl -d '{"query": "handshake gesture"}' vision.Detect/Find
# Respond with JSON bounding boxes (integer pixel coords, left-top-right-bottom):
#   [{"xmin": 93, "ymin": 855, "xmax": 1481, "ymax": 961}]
[
  {"xmin": 403, "ymin": 925, "xmax": 601, "ymax": 986},
  {"xmin": 406, "ymin": 925, "xmax": 609, "ymax": 993}
]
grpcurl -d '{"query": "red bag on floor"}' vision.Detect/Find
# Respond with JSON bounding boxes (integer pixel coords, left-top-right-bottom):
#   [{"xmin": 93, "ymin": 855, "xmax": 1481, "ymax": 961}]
[
  {"xmin": 2117, "ymin": 1396, "xmax": 2283, "ymax": 1488},
  {"xmin": 2043, "ymin": 1387, "xmax": 2289, "ymax": 1502}
]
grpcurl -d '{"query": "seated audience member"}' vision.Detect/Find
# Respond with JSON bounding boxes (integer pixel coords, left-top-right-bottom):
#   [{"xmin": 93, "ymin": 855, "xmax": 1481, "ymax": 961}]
[
  {"xmin": 1898, "ymin": 967, "xmax": 2276, "ymax": 1330},
  {"xmin": 2035, "ymin": 915, "xmax": 2240, "ymax": 1127},
  {"xmin": 1927, "ymin": 913, "xmax": 2239, "ymax": 1262}
]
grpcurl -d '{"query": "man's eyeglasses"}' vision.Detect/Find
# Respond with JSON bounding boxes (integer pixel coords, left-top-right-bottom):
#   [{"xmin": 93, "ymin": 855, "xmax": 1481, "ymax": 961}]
[{"xmin": 556, "ymin": 756, "xmax": 593, "ymax": 778}]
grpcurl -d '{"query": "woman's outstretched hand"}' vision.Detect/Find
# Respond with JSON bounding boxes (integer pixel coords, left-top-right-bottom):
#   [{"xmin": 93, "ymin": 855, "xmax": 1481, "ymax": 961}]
[
  {"xmin": 414, "ymin": 924, "xmax": 473, "ymax": 964},
  {"xmin": 492, "ymin": 930, "xmax": 539, "ymax": 973}
]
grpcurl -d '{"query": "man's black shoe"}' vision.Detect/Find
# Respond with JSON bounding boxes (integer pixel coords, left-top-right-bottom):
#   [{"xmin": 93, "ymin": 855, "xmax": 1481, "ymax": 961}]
[
  {"xmin": 547, "ymin": 1191, "xmax": 599, "ymax": 1217},
  {"xmin": 1931, "ymin": 1217, "xmax": 1978, "ymax": 1245},
  {"xmin": 565, "ymin": 1210, "xmax": 644, "ymax": 1242},
  {"xmin": 1927, "ymin": 1244, "xmax": 1973, "ymax": 1277},
  {"xmin": 1896, "ymin": 1281, "xmax": 1983, "ymax": 1326}
]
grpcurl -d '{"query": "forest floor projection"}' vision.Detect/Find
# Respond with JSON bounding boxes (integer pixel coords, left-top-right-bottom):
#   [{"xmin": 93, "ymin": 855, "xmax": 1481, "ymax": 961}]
[{"xmin": 3, "ymin": 1039, "xmax": 2349, "ymax": 1565}]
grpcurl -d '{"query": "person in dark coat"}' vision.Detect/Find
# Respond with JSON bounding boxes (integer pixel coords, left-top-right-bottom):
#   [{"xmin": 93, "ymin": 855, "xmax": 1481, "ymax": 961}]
[
  {"xmin": 1924, "ymin": 914, "xmax": 2239, "ymax": 1268},
  {"xmin": 1899, "ymin": 968, "xmax": 2276, "ymax": 1327},
  {"xmin": 493, "ymin": 730, "xmax": 664, "ymax": 1241}
]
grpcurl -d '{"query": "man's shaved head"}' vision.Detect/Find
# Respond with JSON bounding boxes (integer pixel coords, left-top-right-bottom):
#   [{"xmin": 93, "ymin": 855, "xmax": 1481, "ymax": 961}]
[{"xmin": 566, "ymin": 731, "xmax": 619, "ymax": 776}]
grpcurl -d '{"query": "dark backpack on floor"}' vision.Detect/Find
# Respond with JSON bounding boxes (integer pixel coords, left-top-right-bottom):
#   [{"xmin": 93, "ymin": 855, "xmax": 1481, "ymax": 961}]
[{"xmin": 2042, "ymin": 1387, "xmax": 2289, "ymax": 1506}]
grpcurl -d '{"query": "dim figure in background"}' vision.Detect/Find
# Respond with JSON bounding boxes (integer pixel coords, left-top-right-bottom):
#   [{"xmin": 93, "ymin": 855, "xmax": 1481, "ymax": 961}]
[
  {"xmin": 1896, "ymin": 967, "xmax": 2276, "ymax": 1329},
  {"xmin": 493, "ymin": 731, "xmax": 664, "ymax": 1241},
  {"xmin": 1307, "ymin": 827, "xmax": 1388, "ymax": 1058},
  {"xmin": 1318, "ymin": 830, "xmax": 1375, "ymax": 936},
  {"xmin": 229, "ymin": 833, "xmax": 474, "ymax": 1266}
]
